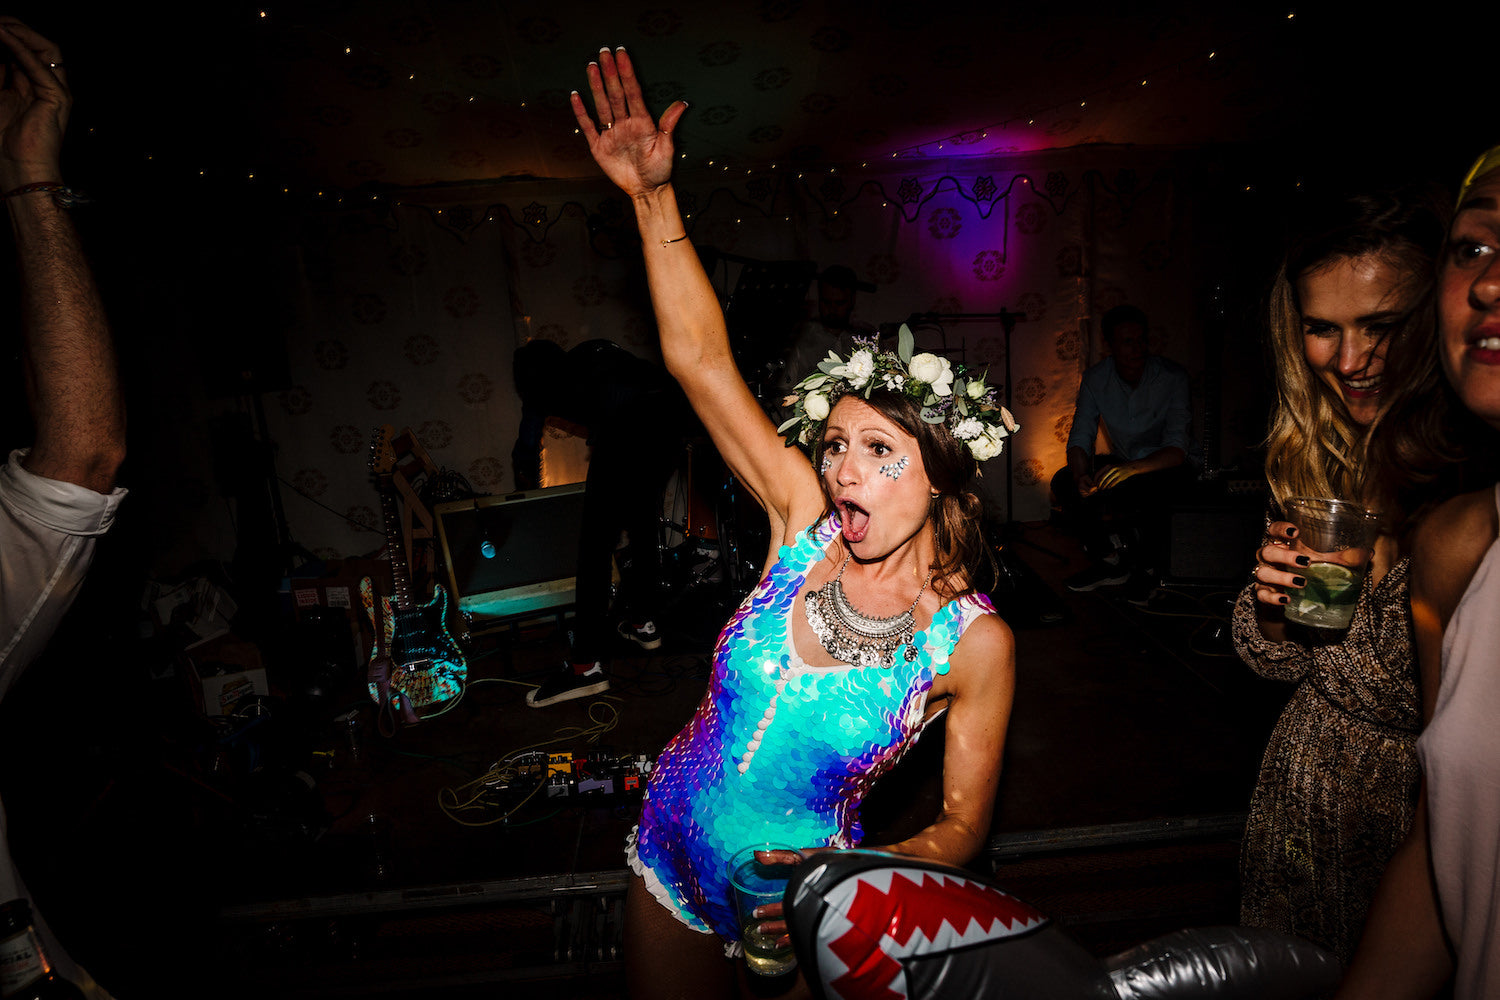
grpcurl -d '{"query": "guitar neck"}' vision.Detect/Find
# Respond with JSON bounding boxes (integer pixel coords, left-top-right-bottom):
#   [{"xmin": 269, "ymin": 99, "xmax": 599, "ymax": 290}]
[{"xmin": 377, "ymin": 476, "xmax": 413, "ymax": 609}]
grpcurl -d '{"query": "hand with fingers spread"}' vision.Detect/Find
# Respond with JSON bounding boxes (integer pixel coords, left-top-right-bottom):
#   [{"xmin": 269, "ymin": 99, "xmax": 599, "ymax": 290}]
[
  {"xmin": 1250, "ymin": 521, "xmax": 1309, "ymax": 608},
  {"xmin": 570, "ymin": 46, "xmax": 686, "ymax": 198},
  {"xmin": 0, "ymin": 19, "xmax": 69, "ymax": 191}
]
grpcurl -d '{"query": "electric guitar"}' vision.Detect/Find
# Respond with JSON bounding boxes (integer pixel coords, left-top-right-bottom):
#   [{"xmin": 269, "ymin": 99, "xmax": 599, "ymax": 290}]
[{"xmin": 361, "ymin": 426, "xmax": 466, "ymax": 715}]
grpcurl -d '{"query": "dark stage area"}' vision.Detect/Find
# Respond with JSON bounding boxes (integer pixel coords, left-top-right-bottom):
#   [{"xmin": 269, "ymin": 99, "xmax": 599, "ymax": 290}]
[{"xmin": 0, "ymin": 514, "xmax": 1286, "ymax": 999}]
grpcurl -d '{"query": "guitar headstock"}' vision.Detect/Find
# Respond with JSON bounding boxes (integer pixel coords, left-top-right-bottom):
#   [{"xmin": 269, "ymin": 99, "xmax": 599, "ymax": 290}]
[{"xmin": 369, "ymin": 425, "xmax": 398, "ymax": 479}]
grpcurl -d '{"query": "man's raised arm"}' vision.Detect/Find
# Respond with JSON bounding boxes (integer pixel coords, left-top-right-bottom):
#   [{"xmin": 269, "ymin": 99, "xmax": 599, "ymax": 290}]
[{"xmin": 1, "ymin": 19, "xmax": 122, "ymax": 492}]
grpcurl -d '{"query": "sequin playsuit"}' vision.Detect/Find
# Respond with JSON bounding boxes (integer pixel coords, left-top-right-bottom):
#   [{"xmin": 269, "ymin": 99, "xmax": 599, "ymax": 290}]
[{"xmin": 627, "ymin": 516, "xmax": 996, "ymax": 942}]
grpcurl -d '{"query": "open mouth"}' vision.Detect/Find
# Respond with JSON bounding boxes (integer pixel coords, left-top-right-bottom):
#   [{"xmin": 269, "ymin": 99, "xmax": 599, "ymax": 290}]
[
  {"xmin": 1468, "ymin": 330, "xmax": 1500, "ymax": 363},
  {"xmin": 1341, "ymin": 374, "xmax": 1383, "ymax": 397},
  {"xmin": 836, "ymin": 498, "xmax": 871, "ymax": 543}
]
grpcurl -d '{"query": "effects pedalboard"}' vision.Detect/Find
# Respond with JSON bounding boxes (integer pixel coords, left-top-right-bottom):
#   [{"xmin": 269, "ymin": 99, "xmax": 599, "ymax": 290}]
[{"xmin": 486, "ymin": 749, "xmax": 655, "ymax": 806}]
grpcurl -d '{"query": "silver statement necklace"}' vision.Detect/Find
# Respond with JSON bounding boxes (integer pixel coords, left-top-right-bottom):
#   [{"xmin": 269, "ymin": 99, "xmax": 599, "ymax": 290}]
[{"xmin": 804, "ymin": 555, "xmax": 932, "ymax": 668}]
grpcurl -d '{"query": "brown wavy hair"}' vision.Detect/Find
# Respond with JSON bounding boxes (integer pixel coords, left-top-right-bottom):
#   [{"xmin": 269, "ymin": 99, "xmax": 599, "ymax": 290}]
[
  {"xmin": 812, "ymin": 388, "xmax": 993, "ymax": 599},
  {"xmin": 1368, "ymin": 194, "xmax": 1500, "ymax": 539},
  {"xmin": 1261, "ymin": 189, "xmax": 1446, "ymax": 513}
]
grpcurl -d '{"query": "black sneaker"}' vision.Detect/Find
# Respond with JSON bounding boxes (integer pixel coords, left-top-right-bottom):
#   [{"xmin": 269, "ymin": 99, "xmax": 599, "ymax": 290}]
[
  {"xmin": 1064, "ymin": 562, "xmax": 1131, "ymax": 592},
  {"xmin": 526, "ymin": 663, "xmax": 610, "ymax": 707},
  {"xmin": 617, "ymin": 619, "xmax": 663, "ymax": 651}
]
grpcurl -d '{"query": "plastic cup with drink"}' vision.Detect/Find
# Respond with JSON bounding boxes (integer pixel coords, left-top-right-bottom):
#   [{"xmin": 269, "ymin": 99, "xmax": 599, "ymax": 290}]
[
  {"xmin": 1282, "ymin": 497, "xmax": 1381, "ymax": 631},
  {"xmin": 727, "ymin": 844, "xmax": 800, "ymax": 976}
]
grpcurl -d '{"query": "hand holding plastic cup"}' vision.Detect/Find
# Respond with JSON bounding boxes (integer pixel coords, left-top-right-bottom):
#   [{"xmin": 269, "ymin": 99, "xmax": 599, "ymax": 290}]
[
  {"xmin": 1282, "ymin": 497, "xmax": 1380, "ymax": 631},
  {"xmin": 727, "ymin": 844, "xmax": 800, "ymax": 976}
]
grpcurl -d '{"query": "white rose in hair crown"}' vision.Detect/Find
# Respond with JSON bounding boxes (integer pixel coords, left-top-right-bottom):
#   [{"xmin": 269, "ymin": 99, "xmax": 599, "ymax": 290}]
[{"xmin": 777, "ymin": 325, "xmax": 1020, "ymax": 463}]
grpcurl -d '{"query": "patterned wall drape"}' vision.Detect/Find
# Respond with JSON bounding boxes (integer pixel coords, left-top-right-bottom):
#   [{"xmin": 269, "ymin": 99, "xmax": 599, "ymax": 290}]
[{"xmin": 243, "ymin": 145, "xmax": 1200, "ymax": 566}]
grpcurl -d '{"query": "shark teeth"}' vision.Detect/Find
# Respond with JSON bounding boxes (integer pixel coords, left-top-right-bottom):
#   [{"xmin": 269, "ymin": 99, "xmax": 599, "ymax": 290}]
[{"xmin": 815, "ymin": 868, "xmax": 1050, "ymax": 1000}]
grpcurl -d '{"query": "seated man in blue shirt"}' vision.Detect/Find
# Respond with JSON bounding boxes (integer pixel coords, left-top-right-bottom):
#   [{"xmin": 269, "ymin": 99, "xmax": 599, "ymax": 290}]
[{"xmin": 1051, "ymin": 304, "xmax": 1196, "ymax": 593}]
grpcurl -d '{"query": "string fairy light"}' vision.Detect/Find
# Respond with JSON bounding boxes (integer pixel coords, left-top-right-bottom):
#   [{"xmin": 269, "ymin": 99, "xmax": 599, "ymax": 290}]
[
  {"xmin": 884, "ymin": 8, "xmax": 1296, "ymax": 161},
  {"xmin": 98, "ymin": 6, "xmax": 1305, "ymax": 215}
]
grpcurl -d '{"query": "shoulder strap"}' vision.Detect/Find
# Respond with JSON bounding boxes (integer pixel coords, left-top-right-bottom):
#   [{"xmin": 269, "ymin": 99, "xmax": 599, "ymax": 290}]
[{"xmin": 915, "ymin": 593, "xmax": 997, "ymax": 676}]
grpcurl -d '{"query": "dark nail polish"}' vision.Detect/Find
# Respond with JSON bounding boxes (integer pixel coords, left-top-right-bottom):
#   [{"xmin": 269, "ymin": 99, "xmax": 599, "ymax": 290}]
[
  {"xmin": 1285, "ymin": 526, "xmax": 1298, "ymax": 537},
  {"xmin": 1278, "ymin": 594, "xmax": 1289, "ymax": 605},
  {"xmin": 1291, "ymin": 576, "xmax": 1306, "ymax": 588},
  {"xmin": 1295, "ymin": 555, "xmax": 1310, "ymax": 567}
]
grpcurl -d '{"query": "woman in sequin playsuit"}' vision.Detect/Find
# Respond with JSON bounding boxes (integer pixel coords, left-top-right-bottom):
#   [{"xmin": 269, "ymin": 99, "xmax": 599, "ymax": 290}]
[{"xmin": 571, "ymin": 48, "xmax": 1016, "ymax": 1000}]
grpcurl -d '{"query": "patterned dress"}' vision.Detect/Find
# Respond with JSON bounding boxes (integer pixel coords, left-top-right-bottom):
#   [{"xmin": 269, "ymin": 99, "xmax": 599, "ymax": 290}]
[
  {"xmin": 628, "ymin": 516, "xmax": 996, "ymax": 943},
  {"xmin": 1231, "ymin": 544, "xmax": 1420, "ymax": 963}
]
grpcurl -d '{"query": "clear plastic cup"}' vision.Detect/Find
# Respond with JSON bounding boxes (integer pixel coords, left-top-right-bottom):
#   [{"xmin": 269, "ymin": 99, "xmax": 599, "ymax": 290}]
[
  {"xmin": 727, "ymin": 844, "xmax": 798, "ymax": 976},
  {"xmin": 1282, "ymin": 497, "xmax": 1381, "ymax": 631}
]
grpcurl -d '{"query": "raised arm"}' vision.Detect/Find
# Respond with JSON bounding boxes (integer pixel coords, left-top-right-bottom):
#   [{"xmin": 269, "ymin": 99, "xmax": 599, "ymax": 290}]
[
  {"xmin": 571, "ymin": 47, "xmax": 819, "ymax": 536},
  {"xmin": 0, "ymin": 20, "xmax": 123, "ymax": 493}
]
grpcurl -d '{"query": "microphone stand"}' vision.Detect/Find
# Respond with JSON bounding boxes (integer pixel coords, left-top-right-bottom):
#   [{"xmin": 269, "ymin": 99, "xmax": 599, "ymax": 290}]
[
  {"xmin": 904, "ymin": 309, "xmax": 1063, "ymax": 563},
  {"xmin": 904, "ymin": 310, "xmax": 1067, "ymax": 626}
]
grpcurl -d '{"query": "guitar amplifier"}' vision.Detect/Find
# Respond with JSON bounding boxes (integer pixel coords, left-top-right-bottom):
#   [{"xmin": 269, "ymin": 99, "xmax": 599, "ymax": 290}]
[
  {"xmin": 435, "ymin": 484, "xmax": 587, "ymax": 627},
  {"xmin": 1164, "ymin": 499, "xmax": 1265, "ymax": 584}
]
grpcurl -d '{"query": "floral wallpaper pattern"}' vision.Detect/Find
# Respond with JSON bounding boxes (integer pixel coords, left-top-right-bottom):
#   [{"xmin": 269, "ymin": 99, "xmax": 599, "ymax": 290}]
[{"xmin": 248, "ymin": 145, "xmax": 1201, "ymax": 564}]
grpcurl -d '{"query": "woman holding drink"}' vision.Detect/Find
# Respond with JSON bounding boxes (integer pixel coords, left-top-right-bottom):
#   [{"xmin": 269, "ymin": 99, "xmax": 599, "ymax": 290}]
[
  {"xmin": 1232, "ymin": 191, "xmax": 1447, "ymax": 961},
  {"xmin": 569, "ymin": 47, "xmax": 1016, "ymax": 999}
]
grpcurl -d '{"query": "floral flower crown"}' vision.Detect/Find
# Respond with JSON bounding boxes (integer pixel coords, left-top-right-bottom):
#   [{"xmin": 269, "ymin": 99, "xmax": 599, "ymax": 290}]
[{"xmin": 777, "ymin": 324, "xmax": 1020, "ymax": 462}]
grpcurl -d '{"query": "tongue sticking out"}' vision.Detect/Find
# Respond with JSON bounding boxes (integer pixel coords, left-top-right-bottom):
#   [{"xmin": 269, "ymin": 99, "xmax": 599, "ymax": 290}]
[{"xmin": 839, "ymin": 501, "xmax": 871, "ymax": 543}]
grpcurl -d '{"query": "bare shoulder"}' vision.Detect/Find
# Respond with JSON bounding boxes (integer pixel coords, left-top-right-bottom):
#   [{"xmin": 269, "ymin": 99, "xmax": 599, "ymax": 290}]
[
  {"xmin": 1412, "ymin": 486, "xmax": 1500, "ymax": 622},
  {"xmin": 948, "ymin": 607, "xmax": 1016, "ymax": 685},
  {"xmin": 1413, "ymin": 488, "xmax": 1498, "ymax": 579}
]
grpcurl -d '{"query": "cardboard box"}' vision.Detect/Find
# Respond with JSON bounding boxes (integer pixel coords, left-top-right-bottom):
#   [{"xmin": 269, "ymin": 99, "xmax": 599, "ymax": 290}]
[{"xmin": 186, "ymin": 633, "xmax": 270, "ymax": 716}]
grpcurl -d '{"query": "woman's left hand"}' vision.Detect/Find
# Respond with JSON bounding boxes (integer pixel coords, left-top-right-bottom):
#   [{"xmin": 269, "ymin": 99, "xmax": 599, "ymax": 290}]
[
  {"xmin": 747, "ymin": 847, "xmax": 827, "ymax": 948},
  {"xmin": 570, "ymin": 47, "xmax": 686, "ymax": 198}
]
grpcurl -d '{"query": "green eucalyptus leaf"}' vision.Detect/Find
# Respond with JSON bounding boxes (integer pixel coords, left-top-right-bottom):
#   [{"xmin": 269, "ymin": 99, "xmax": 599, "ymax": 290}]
[
  {"xmin": 920, "ymin": 406, "xmax": 946, "ymax": 424},
  {"xmin": 897, "ymin": 324, "xmax": 914, "ymax": 364}
]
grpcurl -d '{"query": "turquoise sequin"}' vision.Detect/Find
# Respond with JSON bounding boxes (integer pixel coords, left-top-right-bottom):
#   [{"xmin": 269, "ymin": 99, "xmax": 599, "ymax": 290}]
[{"xmin": 629, "ymin": 516, "xmax": 996, "ymax": 941}]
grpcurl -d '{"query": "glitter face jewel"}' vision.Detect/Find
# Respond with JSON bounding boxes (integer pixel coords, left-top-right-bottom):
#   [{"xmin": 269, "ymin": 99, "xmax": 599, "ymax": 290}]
[
  {"xmin": 821, "ymin": 454, "xmax": 832, "ymax": 475},
  {"xmin": 879, "ymin": 455, "xmax": 909, "ymax": 480}
]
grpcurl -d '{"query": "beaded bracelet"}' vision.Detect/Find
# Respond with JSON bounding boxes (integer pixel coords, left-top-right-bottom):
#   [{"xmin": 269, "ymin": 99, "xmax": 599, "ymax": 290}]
[{"xmin": 1, "ymin": 182, "xmax": 87, "ymax": 208}]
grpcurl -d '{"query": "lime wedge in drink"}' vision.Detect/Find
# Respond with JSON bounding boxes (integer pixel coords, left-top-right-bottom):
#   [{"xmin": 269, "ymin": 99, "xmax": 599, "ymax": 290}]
[{"xmin": 1302, "ymin": 562, "xmax": 1360, "ymax": 606}]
